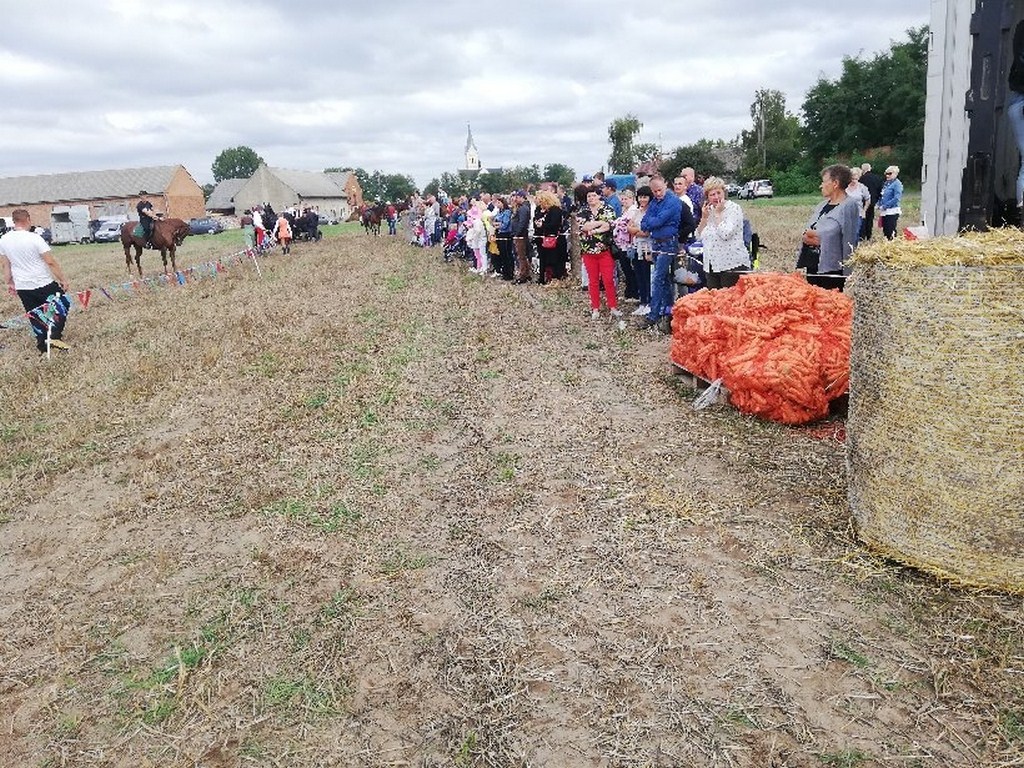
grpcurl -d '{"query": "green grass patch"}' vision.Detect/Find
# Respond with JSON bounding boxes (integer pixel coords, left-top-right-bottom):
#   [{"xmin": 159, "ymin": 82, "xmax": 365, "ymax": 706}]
[
  {"xmin": 1001, "ymin": 709, "xmax": 1024, "ymax": 743},
  {"xmin": 305, "ymin": 391, "xmax": 330, "ymax": 409},
  {"xmin": 318, "ymin": 588, "xmax": 360, "ymax": 624},
  {"xmin": 827, "ymin": 638, "xmax": 871, "ymax": 668},
  {"xmin": 248, "ymin": 352, "xmax": 281, "ymax": 378},
  {"xmin": 261, "ymin": 675, "xmax": 344, "ymax": 719},
  {"xmin": 265, "ymin": 498, "xmax": 361, "ymax": 533},
  {"xmin": 818, "ymin": 748, "xmax": 870, "ymax": 767},
  {"xmin": 494, "ymin": 451, "xmax": 518, "ymax": 482},
  {"xmin": 379, "ymin": 546, "xmax": 435, "ymax": 575}
]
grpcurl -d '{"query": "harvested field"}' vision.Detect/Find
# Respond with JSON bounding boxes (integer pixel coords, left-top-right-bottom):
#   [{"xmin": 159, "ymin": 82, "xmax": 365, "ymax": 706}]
[{"xmin": 2, "ymin": 199, "xmax": 1023, "ymax": 767}]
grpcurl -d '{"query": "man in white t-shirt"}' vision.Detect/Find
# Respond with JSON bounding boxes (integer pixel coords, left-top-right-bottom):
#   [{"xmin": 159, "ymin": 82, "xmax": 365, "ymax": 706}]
[{"xmin": 0, "ymin": 209, "xmax": 71, "ymax": 352}]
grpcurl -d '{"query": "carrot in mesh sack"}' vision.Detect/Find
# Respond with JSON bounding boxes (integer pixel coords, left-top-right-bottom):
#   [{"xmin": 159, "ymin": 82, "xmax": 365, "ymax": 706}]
[{"xmin": 671, "ymin": 273, "xmax": 852, "ymax": 424}]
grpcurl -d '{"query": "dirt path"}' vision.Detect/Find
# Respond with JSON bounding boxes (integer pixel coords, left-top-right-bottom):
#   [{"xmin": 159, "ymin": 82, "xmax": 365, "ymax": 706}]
[{"xmin": 1, "ymin": 235, "xmax": 1020, "ymax": 767}]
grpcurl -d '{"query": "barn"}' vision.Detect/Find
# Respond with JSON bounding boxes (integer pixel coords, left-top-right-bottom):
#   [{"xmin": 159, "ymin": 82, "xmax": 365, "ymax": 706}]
[
  {"xmin": 232, "ymin": 165, "xmax": 363, "ymax": 222},
  {"xmin": 0, "ymin": 165, "xmax": 206, "ymax": 225},
  {"xmin": 205, "ymin": 178, "xmax": 248, "ymax": 214}
]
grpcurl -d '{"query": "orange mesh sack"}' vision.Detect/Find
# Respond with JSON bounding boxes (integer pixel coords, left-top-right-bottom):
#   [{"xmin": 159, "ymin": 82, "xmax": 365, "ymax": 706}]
[{"xmin": 670, "ymin": 273, "xmax": 852, "ymax": 425}]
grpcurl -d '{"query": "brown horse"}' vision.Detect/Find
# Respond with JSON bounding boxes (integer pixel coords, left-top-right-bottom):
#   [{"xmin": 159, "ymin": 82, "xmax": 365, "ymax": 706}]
[
  {"xmin": 120, "ymin": 218, "xmax": 190, "ymax": 277},
  {"xmin": 360, "ymin": 204, "xmax": 383, "ymax": 236}
]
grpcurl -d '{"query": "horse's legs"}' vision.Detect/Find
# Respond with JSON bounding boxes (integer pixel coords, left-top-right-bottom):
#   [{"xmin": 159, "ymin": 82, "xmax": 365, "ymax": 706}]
[
  {"xmin": 130, "ymin": 243, "xmax": 143, "ymax": 278},
  {"xmin": 124, "ymin": 245, "xmax": 133, "ymax": 276}
]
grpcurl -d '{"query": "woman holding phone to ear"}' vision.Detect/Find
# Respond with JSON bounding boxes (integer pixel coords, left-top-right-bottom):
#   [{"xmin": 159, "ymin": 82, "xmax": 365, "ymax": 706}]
[{"xmin": 696, "ymin": 176, "xmax": 749, "ymax": 289}]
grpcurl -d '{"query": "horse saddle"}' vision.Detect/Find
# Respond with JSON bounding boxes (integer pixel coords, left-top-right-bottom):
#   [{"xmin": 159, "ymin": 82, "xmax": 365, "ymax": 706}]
[{"xmin": 132, "ymin": 223, "xmax": 146, "ymax": 238}]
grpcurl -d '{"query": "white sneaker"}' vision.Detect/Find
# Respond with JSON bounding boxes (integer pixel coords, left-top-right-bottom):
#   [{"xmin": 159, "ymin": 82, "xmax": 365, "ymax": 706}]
[
  {"xmin": 631, "ymin": 304, "xmax": 649, "ymax": 316},
  {"xmin": 609, "ymin": 308, "xmax": 623, "ymax": 318},
  {"xmin": 591, "ymin": 310, "xmax": 601, "ymax": 319}
]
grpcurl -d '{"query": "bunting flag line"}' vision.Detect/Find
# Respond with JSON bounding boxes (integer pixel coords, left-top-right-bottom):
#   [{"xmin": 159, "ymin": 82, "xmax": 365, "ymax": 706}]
[{"xmin": 4, "ymin": 235, "xmax": 287, "ymax": 350}]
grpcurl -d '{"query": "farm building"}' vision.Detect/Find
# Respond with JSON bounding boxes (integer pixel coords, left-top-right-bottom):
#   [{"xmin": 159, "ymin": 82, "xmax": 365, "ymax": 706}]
[
  {"xmin": 231, "ymin": 165, "xmax": 363, "ymax": 221},
  {"xmin": 0, "ymin": 165, "xmax": 205, "ymax": 225},
  {"xmin": 205, "ymin": 178, "xmax": 248, "ymax": 214}
]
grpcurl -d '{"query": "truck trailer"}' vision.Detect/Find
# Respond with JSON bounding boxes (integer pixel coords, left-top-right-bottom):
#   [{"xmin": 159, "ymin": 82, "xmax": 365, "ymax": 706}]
[
  {"xmin": 922, "ymin": 0, "xmax": 1022, "ymax": 235},
  {"xmin": 49, "ymin": 205, "xmax": 92, "ymax": 244}
]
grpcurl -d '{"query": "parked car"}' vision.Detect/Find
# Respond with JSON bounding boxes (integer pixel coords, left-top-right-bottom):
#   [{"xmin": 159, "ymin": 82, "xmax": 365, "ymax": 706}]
[
  {"xmin": 33, "ymin": 226, "xmax": 52, "ymax": 244},
  {"xmin": 725, "ymin": 183, "xmax": 742, "ymax": 197},
  {"xmin": 188, "ymin": 217, "xmax": 224, "ymax": 235},
  {"xmin": 93, "ymin": 221, "xmax": 124, "ymax": 243},
  {"xmin": 739, "ymin": 180, "xmax": 774, "ymax": 199}
]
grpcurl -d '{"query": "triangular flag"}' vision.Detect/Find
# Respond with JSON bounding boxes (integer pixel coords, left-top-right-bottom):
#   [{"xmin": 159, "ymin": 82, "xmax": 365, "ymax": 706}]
[{"xmin": 76, "ymin": 290, "xmax": 92, "ymax": 309}]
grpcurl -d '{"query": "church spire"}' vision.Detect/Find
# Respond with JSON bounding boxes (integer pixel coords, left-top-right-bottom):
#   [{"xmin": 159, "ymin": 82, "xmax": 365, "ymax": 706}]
[{"xmin": 464, "ymin": 122, "xmax": 480, "ymax": 171}]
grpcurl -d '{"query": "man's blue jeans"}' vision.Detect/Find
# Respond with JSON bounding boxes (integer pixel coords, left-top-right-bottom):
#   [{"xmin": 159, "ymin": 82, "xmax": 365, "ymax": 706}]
[
  {"xmin": 1009, "ymin": 90, "xmax": 1024, "ymax": 207},
  {"xmin": 648, "ymin": 241, "xmax": 676, "ymax": 320}
]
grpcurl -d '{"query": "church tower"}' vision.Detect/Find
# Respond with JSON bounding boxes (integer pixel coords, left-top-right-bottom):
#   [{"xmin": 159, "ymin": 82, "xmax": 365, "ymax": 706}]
[{"xmin": 464, "ymin": 123, "xmax": 480, "ymax": 171}]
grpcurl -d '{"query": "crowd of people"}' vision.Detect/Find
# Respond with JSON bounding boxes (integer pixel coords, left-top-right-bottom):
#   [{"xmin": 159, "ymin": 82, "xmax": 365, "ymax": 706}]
[
  {"xmin": 395, "ymin": 160, "xmax": 896, "ymax": 335},
  {"xmin": 0, "ymin": 162, "xmax": 903, "ymax": 357}
]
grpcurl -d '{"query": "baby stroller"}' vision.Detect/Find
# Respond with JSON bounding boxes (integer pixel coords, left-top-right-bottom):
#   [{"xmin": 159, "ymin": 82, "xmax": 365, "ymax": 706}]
[{"xmin": 442, "ymin": 224, "xmax": 467, "ymax": 262}]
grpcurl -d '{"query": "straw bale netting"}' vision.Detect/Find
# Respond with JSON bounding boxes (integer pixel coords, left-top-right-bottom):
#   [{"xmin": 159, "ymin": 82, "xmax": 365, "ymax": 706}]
[{"xmin": 846, "ymin": 230, "xmax": 1024, "ymax": 593}]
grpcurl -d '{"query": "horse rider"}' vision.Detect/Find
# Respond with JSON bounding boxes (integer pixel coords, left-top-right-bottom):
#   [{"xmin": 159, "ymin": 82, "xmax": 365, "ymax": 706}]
[{"xmin": 136, "ymin": 198, "xmax": 162, "ymax": 248}]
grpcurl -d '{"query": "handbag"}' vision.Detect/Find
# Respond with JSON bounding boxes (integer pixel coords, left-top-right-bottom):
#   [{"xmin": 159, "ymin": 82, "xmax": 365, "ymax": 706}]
[
  {"xmin": 541, "ymin": 235, "xmax": 557, "ymax": 248},
  {"xmin": 796, "ymin": 243, "xmax": 820, "ymax": 272}
]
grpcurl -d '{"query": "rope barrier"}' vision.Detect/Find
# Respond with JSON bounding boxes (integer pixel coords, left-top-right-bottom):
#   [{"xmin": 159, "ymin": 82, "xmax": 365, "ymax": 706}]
[{"xmin": 0, "ymin": 239, "xmax": 279, "ymax": 346}]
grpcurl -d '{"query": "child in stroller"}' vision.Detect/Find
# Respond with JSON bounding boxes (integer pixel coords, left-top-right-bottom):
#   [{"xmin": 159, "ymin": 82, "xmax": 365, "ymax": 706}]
[{"xmin": 443, "ymin": 222, "xmax": 470, "ymax": 263}]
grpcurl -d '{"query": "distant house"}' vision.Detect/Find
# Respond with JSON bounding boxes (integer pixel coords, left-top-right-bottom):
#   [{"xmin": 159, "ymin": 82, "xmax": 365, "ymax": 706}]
[
  {"xmin": 324, "ymin": 171, "xmax": 364, "ymax": 209},
  {"xmin": 206, "ymin": 178, "xmax": 248, "ymax": 214},
  {"xmin": 0, "ymin": 165, "xmax": 205, "ymax": 224},
  {"xmin": 232, "ymin": 165, "xmax": 362, "ymax": 221}
]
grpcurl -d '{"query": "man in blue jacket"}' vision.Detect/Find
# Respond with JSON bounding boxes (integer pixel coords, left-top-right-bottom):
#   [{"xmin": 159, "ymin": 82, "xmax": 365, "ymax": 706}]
[{"xmin": 632, "ymin": 175, "xmax": 681, "ymax": 333}]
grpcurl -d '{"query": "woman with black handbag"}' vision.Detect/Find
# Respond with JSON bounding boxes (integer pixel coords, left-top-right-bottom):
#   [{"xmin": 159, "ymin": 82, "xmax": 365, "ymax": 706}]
[
  {"xmin": 533, "ymin": 190, "xmax": 565, "ymax": 285},
  {"xmin": 797, "ymin": 164, "xmax": 861, "ymax": 292}
]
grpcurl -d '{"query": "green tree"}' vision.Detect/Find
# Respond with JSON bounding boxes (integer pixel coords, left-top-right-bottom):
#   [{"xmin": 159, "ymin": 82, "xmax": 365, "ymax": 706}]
[
  {"xmin": 738, "ymin": 89, "xmax": 803, "ymax": 181},
  {"xmin": 437, "ymin": 171, "xmax": 471, "ymax": 199},
  {"xmin": 211, "ymin": 146, "xmax": 263, "ymax": 183},
  {"xmin": 634, "ymin": 143, "xmax": 661, "ymax": 164},
  {"xmin": 543, "ymin": 163, "xmax": 576, "ymax": 188},
  {"xmin": 380, "ymin": 173, "xmax": 417, "ymax": 202},
  {"xmin": 607, "ymin": 114, "xmax": 643, "ymax": 174},
  {"xmin": 660, "ymin": 140, "xmax": 727, "ymax": 182},
  {"xmin": 502, "ymin": 164, "xmax": 542, "ymax": 192},
  {"xmin": 801, "ymin": 26, "xmax": 928, "ymax": 178},
  {"xmin": 202, "ymin": 183, "xmax": 215, "ymax": 200}
]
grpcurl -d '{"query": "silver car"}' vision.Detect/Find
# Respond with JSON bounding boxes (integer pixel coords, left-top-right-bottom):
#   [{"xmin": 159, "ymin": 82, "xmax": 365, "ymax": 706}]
[{"xmin": 93, "ymin": 221, "xmax": 124, "ymax": 242}]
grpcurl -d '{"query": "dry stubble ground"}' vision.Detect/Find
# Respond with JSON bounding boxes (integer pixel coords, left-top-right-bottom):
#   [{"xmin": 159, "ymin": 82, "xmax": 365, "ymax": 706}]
[{"xmin": 1, "ymin": 199, "xmax": 1023, "ymax": 768}]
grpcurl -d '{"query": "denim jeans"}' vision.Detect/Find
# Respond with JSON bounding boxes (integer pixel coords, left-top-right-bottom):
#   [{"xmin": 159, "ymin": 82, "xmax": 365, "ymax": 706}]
[
  {"xmin": 648, "ymin": 241, "xmax": 676, "ymax": 320},
  {"xmin": 1009, "ymin": 90, "xmax": 1024, "ymax": 206},
  {"xmin": 629, "ymin": 247, "xmax": 651, "ymax": 305}
]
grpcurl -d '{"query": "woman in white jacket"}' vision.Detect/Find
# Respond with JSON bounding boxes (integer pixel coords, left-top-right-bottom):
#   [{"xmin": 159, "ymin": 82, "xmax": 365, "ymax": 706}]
[{"xmin": 696, "ymin": 177, "xmax": 750, "ymax": 289}]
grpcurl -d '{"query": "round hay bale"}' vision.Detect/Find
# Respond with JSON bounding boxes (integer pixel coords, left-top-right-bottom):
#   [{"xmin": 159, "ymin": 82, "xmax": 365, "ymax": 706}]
[{"xmin": 846, "ymin": 230, "xmax": 1024, "ymax": 593}]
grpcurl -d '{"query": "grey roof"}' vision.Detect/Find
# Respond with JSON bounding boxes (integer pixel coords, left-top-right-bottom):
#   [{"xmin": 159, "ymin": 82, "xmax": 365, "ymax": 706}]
[
  {"xmin": 324, "ymin": 171, "xmax": 352, "ymax": 190},
  {"xmin": 206, "ymin": 178, "xmax": 247, "ymax": 210},
  {"xmin": 269, "ymin": 167, "xmax": 346, "ymax": 198},
  {"xmin": 0, "ymin": 165, "xmax": 185, "ymax": 206}
]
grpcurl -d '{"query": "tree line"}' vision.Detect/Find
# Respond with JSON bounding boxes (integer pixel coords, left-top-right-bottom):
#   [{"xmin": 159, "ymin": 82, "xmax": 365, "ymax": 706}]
[
  {"xmin": 204, "ymin": 26, "xmax": 926, "ymax": 201},
  {"xmin": 609, "ymin": 26, "xmax": 928, "ymax": 195}
]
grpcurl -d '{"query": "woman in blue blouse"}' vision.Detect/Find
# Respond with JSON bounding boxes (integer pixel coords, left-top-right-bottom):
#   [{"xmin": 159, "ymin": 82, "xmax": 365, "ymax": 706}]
[{"xmin": 878, "ymin": 165, "xmax": 904, "ymax": 240}]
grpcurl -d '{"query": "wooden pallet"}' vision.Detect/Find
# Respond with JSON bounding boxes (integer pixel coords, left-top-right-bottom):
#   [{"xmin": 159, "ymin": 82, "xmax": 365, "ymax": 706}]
[{"xmin": 670, "ymin": 363, "xmax": 731, "ymax": 405}]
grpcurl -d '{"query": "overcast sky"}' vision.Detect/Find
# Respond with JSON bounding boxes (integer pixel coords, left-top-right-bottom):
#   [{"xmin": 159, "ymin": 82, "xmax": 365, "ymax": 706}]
[{"xmin": 3, "ymin": 1, "xmax": 931, "ymax": 189}]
